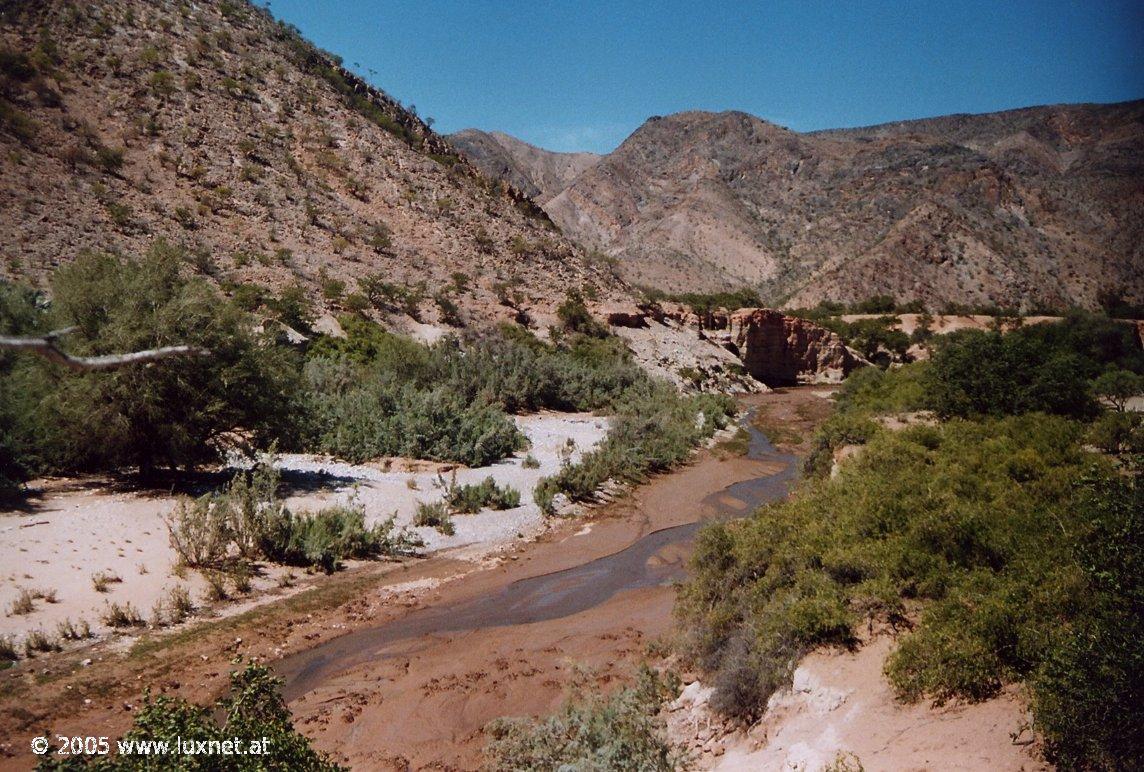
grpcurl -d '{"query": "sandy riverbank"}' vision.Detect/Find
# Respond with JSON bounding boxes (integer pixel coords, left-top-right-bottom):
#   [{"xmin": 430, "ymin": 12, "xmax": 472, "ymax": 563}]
[{"xmin": 0, "ymin": 412, "xmax": 606, "ymax": 650}]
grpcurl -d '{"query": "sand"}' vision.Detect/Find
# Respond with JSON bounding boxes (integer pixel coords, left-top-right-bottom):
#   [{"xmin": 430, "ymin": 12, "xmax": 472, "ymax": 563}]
[
  {"xmin": 695, "ymin": 636, "xmax": 1044, "ymax": 770},
  {"xmin": 0, "ymin": 412, "xmax": 606, "ymax": 649}
]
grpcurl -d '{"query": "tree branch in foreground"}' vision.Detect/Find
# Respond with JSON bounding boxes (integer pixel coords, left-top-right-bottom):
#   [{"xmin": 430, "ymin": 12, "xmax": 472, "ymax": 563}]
[{"xmin": 0, "ymin": 327, "xmax": 210, "ymax": 371}]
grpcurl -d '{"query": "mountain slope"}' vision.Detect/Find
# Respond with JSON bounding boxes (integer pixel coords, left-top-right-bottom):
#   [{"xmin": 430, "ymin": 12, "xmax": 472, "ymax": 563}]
[
  {"xmin": 460, "ymin": 104, "xmax": 1144, "ymax": 311},
  {"xmin": 449, "ymin": 129, "xmax": 599, "ymax": 205},
  {"xmin": 0, "ymin": 0, "xmax": 627, "ymax": 330}
]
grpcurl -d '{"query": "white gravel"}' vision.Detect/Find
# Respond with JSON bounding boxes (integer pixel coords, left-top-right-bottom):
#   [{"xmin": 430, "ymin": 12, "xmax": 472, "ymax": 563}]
[{"xmin": 275, "ymin": 412, "xmax": 609, "ymax": 551}]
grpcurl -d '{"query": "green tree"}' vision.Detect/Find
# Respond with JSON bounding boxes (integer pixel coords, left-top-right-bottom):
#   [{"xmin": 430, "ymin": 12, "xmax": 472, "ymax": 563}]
[
  {"xmin": 21, "ymin": 243, "xmax": 299, "ymax": 474},
  {"xmin": 1091, "ymin": 369, "xmax": 1144, "ymax": 412}
]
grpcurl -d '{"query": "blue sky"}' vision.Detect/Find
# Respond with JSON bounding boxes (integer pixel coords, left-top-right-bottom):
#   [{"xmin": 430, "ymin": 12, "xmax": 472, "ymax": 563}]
[{"xmin": 266, "ymin": 0, "xmax": 1144, "ymax": 153}]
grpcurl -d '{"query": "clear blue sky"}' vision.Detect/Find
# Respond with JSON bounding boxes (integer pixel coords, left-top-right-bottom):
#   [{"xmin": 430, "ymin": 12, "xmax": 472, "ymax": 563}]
[{"xmin": 266, "ymin": 0, "xmax": 1143, "ymax": 153}]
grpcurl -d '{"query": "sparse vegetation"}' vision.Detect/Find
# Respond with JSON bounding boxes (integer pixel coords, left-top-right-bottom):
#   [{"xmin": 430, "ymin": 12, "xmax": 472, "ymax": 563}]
[
  {"xmin": 165, "ymin": 585, "xmax": 195, "ymax": 624},
  {"xmin": 413, "ymin": 500, "xmax": 455, "ymax": 535},
  {"xmin": 23, "ymin": 629, "xmax": 61, "ymax": 656},
  {"xmin": 56, "ymin": 618, "xmax": 92, "ymax": 641},
  {"xmin": 8, "ymin": 588, "xmax": 35, "ymax": 615},
  {"xmin": 102, "ymin": 601, "xmax": 145, "ymax": 628},
  {"xmin": 91, "ymin": 571, "xmax": 122, "ymax": 593}
]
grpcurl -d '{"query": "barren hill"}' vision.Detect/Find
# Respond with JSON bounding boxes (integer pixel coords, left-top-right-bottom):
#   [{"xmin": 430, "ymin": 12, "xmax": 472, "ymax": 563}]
[
  {"xmin": 0, "ymin": 0, "xmax": 627, "ymax": 331},
  {"xmin": 449, "ymin": 129, "xmax": 599, "ymax": 205},
  {"xmin": 459, "ymin": 104, "xmax": 1144, "ymax": 311}
]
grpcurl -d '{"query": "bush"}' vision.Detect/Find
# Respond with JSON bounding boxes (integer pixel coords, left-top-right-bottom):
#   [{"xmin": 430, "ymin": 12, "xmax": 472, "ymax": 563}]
[
  {"xmin": 6, "ymin": 243, "xmax": 299, "ymax": 475},
  {"xmin": 556, "ymin": 290, "xmax": 607, "ymax": 338},
  {"xmin": 485, "ymin": 667, "xmax": 683, "ymax": 771},
  {"xmin": 536, "ymin": 387, "xmax": 733, "ymax": 513},
  {"xmin": 442, "ymin": 475, "xmax": 520, "ymax": 513},
  {"xmin": 413, "ymin": 500, "xmax": 454, "ymax": 535},
  {"xmin": 167, "ymin": 460, "xmax": 419, "ymax": 574},
  {"xmin": 261, "ymin": 503, "xmax": 414, "ymax": 574},
  {"xmin": 42, "ymin": 662, "xmax": 344, "ymax": 770},
  {"xmin": 924, "ymin": 314, "xmax": 1143, "ymax": 420},
  {"xmin": 678, "ymin": 354, "xmax": 1143, "ymax": 770}
]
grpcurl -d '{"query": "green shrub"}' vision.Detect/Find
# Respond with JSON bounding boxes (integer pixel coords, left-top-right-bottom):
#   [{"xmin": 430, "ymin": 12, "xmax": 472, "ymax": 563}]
[
  {"xmin": 443, "ymin": 475, "xmax": 520, "ymax": 513},
  {"xmin": 40, "ymin": 662, "xmax": 344, "ymax": 770},
  {"xmin": 678, "ymin": 387, "xmax": 1142, "ymax": 769},
  {"xmin": 1091, "ymin": 368, "xmax": 1144, "ymax": 411},
  {"xmin": 925, "ymin": 314, "xmax": 1143, "ymax": 420},
  {"xmin": 167, "ymin": 460, "xmax": 419, "ymax": 574},
  {"xmin": 261, "ymin": 503, "xmax": 414, "ymax": 574},
  {"xmin": 6, "ymin": 243, "xmax": 299, "ymax": 475},
  {"xmin": 536, "ymin": 387, "xmax": 733, "ymax": 513},
  {"xmin": 485, "ymin": 667, "xmax": 683, "ymax": 771},
  {"xmin": 413, "ymin": 500, "xmax": 454, "ymax": 535},
  {"xmin": 556, "ymin": 290, "xmax": 607, "ymax": 338}
]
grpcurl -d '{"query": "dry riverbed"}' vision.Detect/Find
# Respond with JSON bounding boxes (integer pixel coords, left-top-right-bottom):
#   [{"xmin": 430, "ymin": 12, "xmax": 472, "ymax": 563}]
[{"xmin": 0, "ymin": 412, "xmax": 606, "ymax": 652}]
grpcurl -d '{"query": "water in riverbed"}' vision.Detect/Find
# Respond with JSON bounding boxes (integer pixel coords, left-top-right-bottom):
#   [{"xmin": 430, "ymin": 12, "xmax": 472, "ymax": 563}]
[{"xmin": 279, "ymin": 412, "xmax": 797, "ymax": 700}]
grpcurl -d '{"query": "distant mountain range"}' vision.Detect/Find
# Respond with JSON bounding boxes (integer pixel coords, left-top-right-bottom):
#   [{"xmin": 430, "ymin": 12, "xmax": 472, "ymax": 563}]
[{"xmin": 451, "ymin": 101, "xmax": 1144, "ymax": 310}]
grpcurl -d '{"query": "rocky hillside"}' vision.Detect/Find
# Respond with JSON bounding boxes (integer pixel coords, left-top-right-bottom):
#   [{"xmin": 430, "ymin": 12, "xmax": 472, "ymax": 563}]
[
  {"xmin": 449, "ymin": 129, "xmax": 599, "ymax": 205},
  {"xmin": 0, "ymin": 0, "xmax": 628, "ymax": 332},
  {"xmin": 458, "ymin": 103, "xmax": 1144, "ymax": 311}
]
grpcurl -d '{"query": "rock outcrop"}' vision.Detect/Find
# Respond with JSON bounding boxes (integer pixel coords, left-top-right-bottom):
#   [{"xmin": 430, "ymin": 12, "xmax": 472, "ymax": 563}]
[
  {"xmin": 724, "ymin": 309, "xmax": 866, "ymax": 385},
  {"xmin": 606, "ymin": 304, "xmax": 865, "ymax": 389}
]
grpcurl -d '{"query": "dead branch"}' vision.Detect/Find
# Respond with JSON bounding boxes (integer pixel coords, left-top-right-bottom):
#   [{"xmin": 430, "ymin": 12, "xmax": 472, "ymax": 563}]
[{"xmin": 0, "ymin": 327, "xmax": 209, "ymax": 371}]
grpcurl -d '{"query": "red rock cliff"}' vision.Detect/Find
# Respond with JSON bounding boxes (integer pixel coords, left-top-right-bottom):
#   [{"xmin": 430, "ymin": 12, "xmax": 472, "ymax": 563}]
[{"xmin": 723, "ymin": 309, "xmax": 865, "ymax": 385}]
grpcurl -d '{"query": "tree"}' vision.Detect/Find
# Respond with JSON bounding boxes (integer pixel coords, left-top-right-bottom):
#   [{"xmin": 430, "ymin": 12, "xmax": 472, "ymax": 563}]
[
  {"xmin": 15, "ymin": 242, "xmax": 300, "ymax": 474},
  {"xmin": 1092, "ymin": 369, "xmax": 1144, "ymax": 412}
]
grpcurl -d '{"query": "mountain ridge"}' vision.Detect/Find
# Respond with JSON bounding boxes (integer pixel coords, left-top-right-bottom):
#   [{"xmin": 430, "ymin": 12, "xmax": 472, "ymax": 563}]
[{"xmin": 452, "ymin": 100, "xmax": 1144, "ymax": 311}]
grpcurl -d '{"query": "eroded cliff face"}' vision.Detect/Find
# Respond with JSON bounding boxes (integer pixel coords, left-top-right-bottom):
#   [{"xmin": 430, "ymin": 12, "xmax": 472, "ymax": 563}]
[
  {"xmin": 602, "ymin": 303, "xmax": 866, "ymax": 389},
  {"xmin": 723, "ymin": 309, "xmax": 865, "ymax": 385}
]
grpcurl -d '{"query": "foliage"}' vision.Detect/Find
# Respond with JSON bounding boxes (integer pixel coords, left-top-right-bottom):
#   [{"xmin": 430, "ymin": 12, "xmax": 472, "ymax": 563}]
[
  {"xmin": 37, "ymin": 662, "xmax": 344, "ymax": 770},
  {"xmin": 679, "ymin": 415, "xmax": 1117, "ymax": 718},
  {"xmin": 1091, "ymin": 368, "xmax": 1144, "ymax": 411},
  {"xmin": 802, "ymin": 365, "xmax": 924, "ymax": 476},
  {"xmin": 556, "ymin": 290, "xmax": 608, "ymax": 338},
  {"xmin": 536, "ymin": 388, "xmax": 733, "ymax": 513},
  {"xmin": 485, "ymin": 667, "xmax": 684, "ymax": 772},
  {"xmin": 678, "ymin": 316, "xmax": 1143, "ymax": 767},
  {"xmin": 442, "ymin": 474, "xmax": 521, "ymax": 513},
  {"xmin": 643, "ymin": 287, "xmax": 763, "ymax": 316},
  {"xmin": 1029, "ymin": 475, "xmax": 1143, "ymax": 768},
  {"xmin": 167, "ymin": 460, "xmax": 419, "ymax": 574},
  {"xmin": 3, "ymin": 243, "xmax": 299, "ymax": 475},
  {"xmin": 413, "ymin": 500, "xmax": 454, "ymax": 535},
  {"xmin": 1086, "ymin": 411, "xmax": 1144, "ymax": 455},
  {"xmin": 923, "ymin": 314, "xmax": 1143, "ymax": 419}
]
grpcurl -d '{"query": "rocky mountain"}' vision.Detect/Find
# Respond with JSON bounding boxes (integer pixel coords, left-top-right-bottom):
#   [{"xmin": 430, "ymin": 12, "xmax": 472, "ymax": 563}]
[
  {"xmin": 457, "ymin": 103, "xmax": 1144, "ymax": 311},
  {"xmin": 0, "ymin": 0, "xmax": 628, "ymax": 332},
  {"xmin": 449, "ymin": 129, "xmax": 599, "ymax": 205}
]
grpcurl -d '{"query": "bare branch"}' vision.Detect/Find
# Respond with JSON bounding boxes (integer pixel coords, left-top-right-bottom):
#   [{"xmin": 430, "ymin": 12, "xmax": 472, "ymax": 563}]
[{"xmin": 0, "ymin": 330, "xmax": 209, "ymax": 372}]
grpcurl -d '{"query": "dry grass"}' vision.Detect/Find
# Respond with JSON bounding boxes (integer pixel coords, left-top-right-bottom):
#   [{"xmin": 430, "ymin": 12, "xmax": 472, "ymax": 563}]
[
  {"xmin": 56, "ymin": 618, "xmax": 92, "ymax": 641},
  {"xmin": 23, "ymin": 629, "xmax": 61, "ymax": 656},
  {"xmin": 102, "ymin": 601, "xmax": 145, "ymax": 628},
  {"xmin": 92, "ymin": 571, "xmax": 122, "ymax": 593}
]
